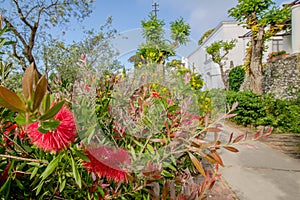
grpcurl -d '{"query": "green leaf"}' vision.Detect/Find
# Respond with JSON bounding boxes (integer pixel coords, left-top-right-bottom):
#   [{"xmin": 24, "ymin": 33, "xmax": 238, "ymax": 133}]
[
  {"xmin": 35, "ymin": 181, "xmax": 44, "ymax": 195},
  {"xmin": 15, "ymin": 179, "xmax": 25, "ymax": 190},
  {"xmin": 33, "ymin": 75, "xmax": 47, "ymax": 110},
  {"xmin": 38, "ymin": 126, "xmax": 49, "ymax": 134},
  {"xmin": 40, "ymin": 120, "xmax": 60, "ymax": 130},
  {"xmin": 15, "ymin": 115, "xmax": 27, "ymax": 125},
  {"xmin": 0, "ymin": 177, "xmax": 11, "ymax": 194},
  {"xmin": 40, "ymin": 155, "xmax": 60, "ymax": 181},
  {"xmin": 0, "ymin": 86, "xmax": 26, "ymax": 112},
  {"xmin": 22, "ymin": 63, "xmax": 34, "ymax": 101},
  {"xmin": 161, "ymin": 170, "xmax": 174, "ymax": 178},
  {"xmin": 97, "ymin": 185, "xmax": 105, "ymax": 197},
  {"xmin": 146, "ymin": 144, "xmax": 155, "ymax": 154},
  {"xmin": 30, "ymin": 167, "xmax": 39, "ymax": 180},
  {"xmin": 72, "ymin": 148, "xmax": 90, "ymax": 162},
  {"xmin": 59, "ymin": 178, "xmax": 66, "ymax": 193},
  {"xmin": 71, "ymin": 155, "xmax": 82, "ymax": 188},
  {"xmin": 162, "ymin": 162, "xmax": 177, "ymax": 171},
  {"xmin": 39, "ymin": 100, "xmax": 65, "ymax": 120}
]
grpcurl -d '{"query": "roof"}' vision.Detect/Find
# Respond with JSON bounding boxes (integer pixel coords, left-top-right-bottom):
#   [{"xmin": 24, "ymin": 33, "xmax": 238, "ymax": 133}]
[{"xmin": 188, "ymin": 21, "xmax": 240, "ymax": 57}]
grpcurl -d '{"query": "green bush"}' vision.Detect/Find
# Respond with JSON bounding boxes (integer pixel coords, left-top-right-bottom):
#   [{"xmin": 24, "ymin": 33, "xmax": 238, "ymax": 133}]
[
  {"xmin": 226, "ymin": 91, "xmax": 300, "ymax": 133},
  {"xmin": 228, "ymin": 65, "xmax": 245, "ymax": 92}
]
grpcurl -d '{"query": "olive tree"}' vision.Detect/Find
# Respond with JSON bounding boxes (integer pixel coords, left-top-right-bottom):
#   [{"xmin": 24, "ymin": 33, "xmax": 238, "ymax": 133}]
[
  {"xmin": 206, "ymin": 40, "xmax": 236, "ymax": 90},
  {"xmin": 1, "ymin": 0, "xmax": 95, "ymax": 71}
]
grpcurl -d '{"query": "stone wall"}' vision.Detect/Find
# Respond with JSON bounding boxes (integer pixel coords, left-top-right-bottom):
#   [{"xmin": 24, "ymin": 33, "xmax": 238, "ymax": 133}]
[{"xmin": 263, "ymin": 53, "xmax": 300, "ymax": 100}]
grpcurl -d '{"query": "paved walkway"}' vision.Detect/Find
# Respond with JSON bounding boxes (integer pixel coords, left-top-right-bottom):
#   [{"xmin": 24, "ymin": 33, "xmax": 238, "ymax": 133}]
[{"xmin": 219, "ymin": 124, "xmax": 300, "ymax": 200}]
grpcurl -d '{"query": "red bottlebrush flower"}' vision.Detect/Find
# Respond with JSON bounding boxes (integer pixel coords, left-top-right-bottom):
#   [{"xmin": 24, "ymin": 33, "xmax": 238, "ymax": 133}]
[
  {"xmin": 26, "ymin": 105, "xmax": 76, "ymax": 152},
  {"xmin": 83, "ymin": 146, "xmax": 130, "ymax": 182}
]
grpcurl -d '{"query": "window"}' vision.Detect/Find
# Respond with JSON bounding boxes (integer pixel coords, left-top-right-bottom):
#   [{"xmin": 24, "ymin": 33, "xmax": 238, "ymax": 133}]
[{"xmin": 272, "ymin": 39, "xmax": 283, "ymax": 52}]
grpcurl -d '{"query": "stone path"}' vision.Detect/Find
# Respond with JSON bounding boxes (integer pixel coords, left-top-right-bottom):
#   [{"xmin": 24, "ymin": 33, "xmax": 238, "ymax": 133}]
[{"xmin": 218, "ymin": 122, "xmax": 300, "ymax": 200}]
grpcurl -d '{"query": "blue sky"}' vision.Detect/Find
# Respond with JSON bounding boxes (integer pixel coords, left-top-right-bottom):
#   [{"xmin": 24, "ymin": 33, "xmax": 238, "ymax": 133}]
[
  {"xmin": 61, "ymin": 0, "xmax": 288, "ymax": 43},
  {"xmin": 58, "ymin": 0, "xmax": 288, "ymax": 68}
]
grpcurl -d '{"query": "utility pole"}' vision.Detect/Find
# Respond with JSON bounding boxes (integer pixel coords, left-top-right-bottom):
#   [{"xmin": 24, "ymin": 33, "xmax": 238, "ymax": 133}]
[{"xmin": 152, "ymin": 0, "xmax": 159, "ymax": 18}]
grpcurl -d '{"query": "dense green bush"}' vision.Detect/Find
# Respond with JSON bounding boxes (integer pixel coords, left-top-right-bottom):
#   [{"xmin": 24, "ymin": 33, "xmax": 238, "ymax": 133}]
[
  {"xmin": 226, "ymin": 91, "xmax": 300, "ymax": 133},
  {"xmin": 228, "ymin": 65, "xmax": 245, "ymax": 92}
]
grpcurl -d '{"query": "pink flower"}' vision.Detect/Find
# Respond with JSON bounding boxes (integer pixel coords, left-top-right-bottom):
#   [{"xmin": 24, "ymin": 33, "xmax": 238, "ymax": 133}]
[
  {"xmin": 83, "ymin": 146, "xmax": 130, "ymax": 182},
  {"xmin": 184, "ymin": 72, "xmax": 191, "ymax": 83},
  {"xmin": 26, "ymin": 105, "xmax": 77, "ymax": 152}
]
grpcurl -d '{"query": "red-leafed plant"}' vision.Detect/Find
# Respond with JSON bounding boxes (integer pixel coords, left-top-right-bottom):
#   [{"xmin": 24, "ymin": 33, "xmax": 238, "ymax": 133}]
[{"xmin": 0, "ymin": 58, "xmax": 272, "ymax": 199}]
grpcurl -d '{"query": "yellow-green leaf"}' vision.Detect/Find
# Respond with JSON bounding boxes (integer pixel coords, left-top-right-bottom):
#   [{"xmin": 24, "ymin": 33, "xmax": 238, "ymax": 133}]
[
  {"xmin": 0, "ymin": 86, "xmax": 26, "ymax": 112},
  {"xmin": 188, "ymin": 152, "xmax": 206, "ymax": 177}
]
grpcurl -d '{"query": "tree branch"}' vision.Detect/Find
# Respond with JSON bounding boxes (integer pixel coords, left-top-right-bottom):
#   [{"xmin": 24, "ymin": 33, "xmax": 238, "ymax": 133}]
[{"xmin": 13, "ymin": 0, "xmax": 33, "ymax": 30}]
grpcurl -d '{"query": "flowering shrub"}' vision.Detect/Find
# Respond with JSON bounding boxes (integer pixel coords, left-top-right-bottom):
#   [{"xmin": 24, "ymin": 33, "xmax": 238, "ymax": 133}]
[
  {"xmin": 0, "ymin": 60, "xmax": 272, "ymax": 199},
  {"xmin": 267, "ymin": 50, "xmax": 286, "ymax": 59}
]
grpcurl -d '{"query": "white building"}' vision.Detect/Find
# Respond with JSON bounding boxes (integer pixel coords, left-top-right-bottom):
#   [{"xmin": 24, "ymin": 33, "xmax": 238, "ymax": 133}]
[
  {"xmin": 187, "ymin": 21, "xmax": 249, "ymax": 89},
  {"xmin": 187, "ymin": 2, "xmax": 300, "ymax": 90}
]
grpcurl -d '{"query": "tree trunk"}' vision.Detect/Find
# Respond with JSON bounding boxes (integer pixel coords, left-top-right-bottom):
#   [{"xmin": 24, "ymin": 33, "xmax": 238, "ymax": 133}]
[
  {"xmin": 249, "ymin": 26, "xmax": 264, "ymax": 94},
  {"xmin": 218, "ymin": 62, "xmax": 229, "ymax": 90}
]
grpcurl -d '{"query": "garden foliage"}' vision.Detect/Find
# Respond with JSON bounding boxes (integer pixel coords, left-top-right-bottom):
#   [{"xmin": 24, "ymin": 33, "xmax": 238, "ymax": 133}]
[
  {"xmin": 228, "ymin": 65, "xmax": 245, "ymax": 92},
  {"xmin": 0, "ymin": 58, "xmax": 273, "ymax": 199},
  {"xmin": 226, "ymin": 91, "xmax": 300, "ymax": 133}
]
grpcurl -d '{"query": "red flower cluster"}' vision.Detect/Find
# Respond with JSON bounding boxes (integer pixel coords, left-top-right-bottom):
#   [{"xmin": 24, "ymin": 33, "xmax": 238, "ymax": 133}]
[
  {"xmin": 2, "ymin": 123, "xmax": 25, "ymax": 146},
  {"xmin": 26, "ymin": 105, "xmax": 77, "ymax": 152},
  {"xmin": 83, "ymin": 146, "xmax": 130, "ymax": 182},
  {"xmin": 151, "ymin": 90, "xmax": 161, "ymax": 98}
]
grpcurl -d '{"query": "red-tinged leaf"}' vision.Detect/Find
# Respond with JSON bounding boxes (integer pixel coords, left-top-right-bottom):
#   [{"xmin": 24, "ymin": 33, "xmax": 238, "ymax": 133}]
[
  {"xmin": 161, "ymin": 181, "xmax": 169, "ymax": 200},
  {"xmin": 242, "ymin": 143, "xmax": 258, "ymax": 150},
  {"xmin": 188, "ymin": 152, "xmax": 206, "ymax": 177},
  {"xmin": 205, "ymin": 112, "xmax": 209, "ymax": 127},
  {"xmin": 224, "ymin": 113, "xmax": 237, "ymax": 119},
  {"xmin": 205, "ymin": 170, "xmax": 210, "ymax": 183},
  {"xmin": 0, "ymin": 86, "xmax": 26, "ymax": 113},
  {"xmin": 223, "ymin": 146, "xmax": 239, "ymax": 153},
  {"xmin": 205, "ymin": 127, "xmax": 222, "ymax": 133},
  {"xmin": 253, "ymin": 130, "xmax": 262, "ymax": 140},
  {"xmin": 265, "ymin": 127, "xmax": 274, "ymax": 134},
  {"xmin": 227, "ymin": 104, "xmax": 231, "ymax": 111},
  {"xmin": 170, "ymin": 181, "xmax": 176, "ymax": 200},
  {"xmin": 232, "ymin": 101, "xmax": 238, "ymax": 110},
  {"xmin": 211, "ymin": 150, "xmax": 224, "ymax": 167},
  {"xmin": 208, "ymin": 180, "xmax": 216, "ymax": 190},
  {"xmin": 39, "ymin": 101, "xmax": 65, "ymax": 121},
  {"xmin": 233, "ymin": 134, "xmax": 245, "ymax": 143},
  {"xmin": 33, "ymin": 75, "xmax": 47, "ymax": 110},
  {"xmin": 22, "ymin": 63, "xmax": 34, "ymax": 100},
  {"xmin": 228, "ymin": 132, "xmax": 233, "ymax": 144},
  {"xmin": 259, "ymin": 132, "xmax": 272, "ymax": 139}
]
